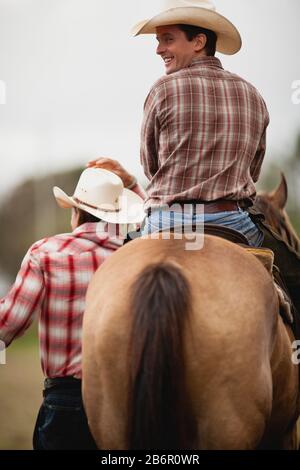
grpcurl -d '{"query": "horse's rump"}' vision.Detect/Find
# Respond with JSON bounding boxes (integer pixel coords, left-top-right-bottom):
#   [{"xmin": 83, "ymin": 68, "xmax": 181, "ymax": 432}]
[{"xmin": 82, "ymin": 234, "xmax": 298, "ymax": 449}]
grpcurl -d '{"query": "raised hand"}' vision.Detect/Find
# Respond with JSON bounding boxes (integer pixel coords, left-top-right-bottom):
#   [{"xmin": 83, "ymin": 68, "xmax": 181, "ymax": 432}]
[{"xmin": 87, "ymin": 157, "xmax": 136, "ymax": 189}]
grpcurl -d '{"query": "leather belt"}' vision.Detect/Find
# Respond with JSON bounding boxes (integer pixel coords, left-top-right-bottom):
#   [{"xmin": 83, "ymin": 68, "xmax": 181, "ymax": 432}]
[
  {"xmin": 44, "ymin": 376, "xmax": 81, "ymax": 390},
  {"xmin": 148, "ymin": 200, "xmax": 239, "ymax": 216}
]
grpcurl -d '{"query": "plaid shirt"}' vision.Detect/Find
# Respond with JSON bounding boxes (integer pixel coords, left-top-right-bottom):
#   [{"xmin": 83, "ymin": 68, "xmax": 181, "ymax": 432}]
[
  {"xmin": 141, "ymin": 57, "xmax": 270, "ymax": 211},
  {"xmin": 0, "ymin": 222, "xmax": 123, "ymax": 379}
]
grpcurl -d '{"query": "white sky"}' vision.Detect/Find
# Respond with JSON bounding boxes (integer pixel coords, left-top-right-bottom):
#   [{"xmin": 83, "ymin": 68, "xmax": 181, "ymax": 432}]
[{"xmin": 0, "ymin": 0, "xmax": 299, "ymax": 196}]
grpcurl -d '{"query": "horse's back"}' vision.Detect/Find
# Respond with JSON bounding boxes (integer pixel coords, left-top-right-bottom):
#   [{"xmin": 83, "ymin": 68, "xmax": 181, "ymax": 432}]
[
  {"xmin": 84, "ymin": 234, "xmax": 276, "ymax": 347},
  {"xmin": 82, "ymin": 235, "xmax": 284, "ymax": 449}
]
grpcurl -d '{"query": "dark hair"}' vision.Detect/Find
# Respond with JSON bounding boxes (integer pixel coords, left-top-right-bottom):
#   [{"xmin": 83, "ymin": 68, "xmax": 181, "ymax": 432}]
[
  {"xmin": 178, "ymin": 24, "xmax": 217, "ymax": 56},
  {"xmin": 74, "ymin": 207, "xmax": 101, "ymax": 226}
]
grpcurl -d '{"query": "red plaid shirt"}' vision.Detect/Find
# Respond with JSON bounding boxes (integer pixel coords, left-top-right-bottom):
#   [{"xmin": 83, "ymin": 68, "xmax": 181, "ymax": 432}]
[
  {"xmin": 0, "ymin": 222, "xmax": 123, "ymax": 379},
  {"xmin": 141, "ymin": 57, "xmax": 270, "ymax": 211}
]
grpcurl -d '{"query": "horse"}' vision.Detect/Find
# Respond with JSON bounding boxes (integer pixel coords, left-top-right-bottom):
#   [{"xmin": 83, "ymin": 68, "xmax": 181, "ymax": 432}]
[
  {"xmin": 82, "ymin": 174, "xmax": 300, "ymax": 450},
  {"xmin": 255, "ymin": 173, "xmax": 299, "ymax": 254}
]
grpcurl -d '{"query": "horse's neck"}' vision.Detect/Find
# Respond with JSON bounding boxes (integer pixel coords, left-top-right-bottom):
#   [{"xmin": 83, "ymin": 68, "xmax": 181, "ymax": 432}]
[
  {"xmin": 255, "ymin": 197, "xmax": 300, "ymax": 254},
  {"xmin": 284, "ymin": 216, "xmax": 300, "ymax": 253}
]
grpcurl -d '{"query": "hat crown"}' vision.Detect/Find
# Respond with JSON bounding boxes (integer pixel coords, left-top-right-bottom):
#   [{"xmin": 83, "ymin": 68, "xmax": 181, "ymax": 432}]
[
  {"xmin": 74, "ymin": 168, "xmax": 123, "ymax": 210},
  {"xmin": 53, "ymin": 167, "xmax": 145, "ymax": 224},
  {"xmin": 131, "ymin": 0, "xmax": 241, "ymax": 55},
  {"xmin": 164, "ymin": 0, "xmax": 216, "ymax": 11}
]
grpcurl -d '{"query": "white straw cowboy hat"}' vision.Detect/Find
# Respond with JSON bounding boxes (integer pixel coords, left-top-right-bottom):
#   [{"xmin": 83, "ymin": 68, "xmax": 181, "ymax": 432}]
[
  {"xmin": 131, "ymin": 0, "xmax": 241, "ymax": 55},
  {"xmin": 53, "ymin": 168, "xmax": 145, "ymax": 224}
]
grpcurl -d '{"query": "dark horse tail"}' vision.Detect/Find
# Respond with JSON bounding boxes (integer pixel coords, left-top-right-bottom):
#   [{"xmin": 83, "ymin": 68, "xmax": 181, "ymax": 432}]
[{"xmin": 128, "ymin": 262, "xmax": 196, "ymax": 450}]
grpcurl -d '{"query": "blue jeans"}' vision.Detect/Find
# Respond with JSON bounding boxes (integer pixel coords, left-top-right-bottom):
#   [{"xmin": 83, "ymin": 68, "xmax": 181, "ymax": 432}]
[
  {"xmin": 142, "ymin": 207, "xmax": 263, "ymax": 247},
  {"xmin": 33, "ymin": 387, "xmax": 97, "ymax": 450}
]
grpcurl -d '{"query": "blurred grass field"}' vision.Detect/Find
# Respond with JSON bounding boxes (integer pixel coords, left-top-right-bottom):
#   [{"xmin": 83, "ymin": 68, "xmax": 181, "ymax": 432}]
[{"xmin": 0, "ymin": 323, "xmax": 43, "ymax": 450}]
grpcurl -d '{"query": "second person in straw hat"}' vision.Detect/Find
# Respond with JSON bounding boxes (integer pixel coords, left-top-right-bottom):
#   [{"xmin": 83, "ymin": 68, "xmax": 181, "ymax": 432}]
[{"xmin": 0, "ymin": 167, "xmax": 145, "ymax": 449}]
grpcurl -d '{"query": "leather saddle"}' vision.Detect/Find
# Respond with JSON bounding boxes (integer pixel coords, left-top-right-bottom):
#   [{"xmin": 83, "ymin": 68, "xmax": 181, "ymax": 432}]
[
  {"xmin": 203, "ymin": 223, "xmax": 249, "ymax": 245},
  {"xmin": 204, "ymin": 225, "xmax": 293, "ymax": 326},
  {"xmin": 204, "ymin": 225, "xmax": 293, "ymax": 327},
  {"xmin": 183, "ymin": 224, "xmax": 293, "ymax": 326},
  {"xmin": 125, "ymin": 223, "xmax": 248, "ymax": 245},
  {"xmin": 125, "ymin": 223, "xmax": 293, "ymax": 326}
]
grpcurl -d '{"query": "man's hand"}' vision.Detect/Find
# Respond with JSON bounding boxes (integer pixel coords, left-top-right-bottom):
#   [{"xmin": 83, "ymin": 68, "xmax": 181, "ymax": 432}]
[{"xmin": 87, "ymin": 158, "xmax": 136, "ymax": 189}]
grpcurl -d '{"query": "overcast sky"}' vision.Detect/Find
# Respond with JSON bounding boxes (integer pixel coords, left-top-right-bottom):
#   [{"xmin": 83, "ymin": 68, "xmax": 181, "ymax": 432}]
[{"xmin": 0, "ymin": 0, "xmax": 299, "ymax": 196}]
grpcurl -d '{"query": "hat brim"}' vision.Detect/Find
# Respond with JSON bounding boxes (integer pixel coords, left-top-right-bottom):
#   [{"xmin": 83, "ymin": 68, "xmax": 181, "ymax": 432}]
[
  {"xmin": 131, "ymin": 7, "xmax": 242, "ymax": 55},
  {"xmin": 53, "ymin": 186, "xmax": 146, "ymax": 225}
]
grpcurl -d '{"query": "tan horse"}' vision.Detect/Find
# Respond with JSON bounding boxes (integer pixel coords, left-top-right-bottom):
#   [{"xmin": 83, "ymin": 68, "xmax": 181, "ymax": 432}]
[{"xmin": 82, "ymin": 176, "xmax": 300, "ymax": 450}]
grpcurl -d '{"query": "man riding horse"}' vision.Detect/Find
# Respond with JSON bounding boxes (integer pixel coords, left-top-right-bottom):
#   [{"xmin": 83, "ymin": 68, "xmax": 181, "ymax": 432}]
[{"xmin": 89, "ymin": 0, "xmax": 300, "ymax": 327}]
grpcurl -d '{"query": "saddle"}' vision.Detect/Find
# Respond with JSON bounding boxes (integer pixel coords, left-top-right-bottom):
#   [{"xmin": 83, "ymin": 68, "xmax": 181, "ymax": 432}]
[
  {"xmin": 124, "ymin": 223, "xmax": 249, "ymax": 245},
  {"xmin": 245, "ymin": 247, "xmax": 293, "ymax": 325},
  {"xmin": 167, "ymin": 223, "xmax": 294, "ymax": 328},
  {"xmin": 204, "ymin": 224, "xmax": 294, "ymax": 327},
  {"xmin": 203, "ymin": 223, "xmax": 249, "ymax": 245},
  {"xmin": 125, "ymin": 224, "xmax": 294, "ymax": 328}
]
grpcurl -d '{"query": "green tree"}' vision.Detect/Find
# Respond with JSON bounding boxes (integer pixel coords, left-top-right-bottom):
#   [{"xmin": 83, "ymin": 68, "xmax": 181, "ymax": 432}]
[{"xmin": 0, "ymin": 168, "xmax": 81, "ymax": 281}]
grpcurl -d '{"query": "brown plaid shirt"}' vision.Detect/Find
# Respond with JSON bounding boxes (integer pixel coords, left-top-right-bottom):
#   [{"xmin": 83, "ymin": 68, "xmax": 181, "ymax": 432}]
[{"xmin": 141, "ymin": 57, "xmax": 269, "ymax": 210}]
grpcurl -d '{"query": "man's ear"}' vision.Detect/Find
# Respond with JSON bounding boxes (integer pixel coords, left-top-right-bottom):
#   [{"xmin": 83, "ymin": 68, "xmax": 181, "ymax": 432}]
[{"xmin": 194, "ymin": 33, "xmax": 207, "ymax": 52}]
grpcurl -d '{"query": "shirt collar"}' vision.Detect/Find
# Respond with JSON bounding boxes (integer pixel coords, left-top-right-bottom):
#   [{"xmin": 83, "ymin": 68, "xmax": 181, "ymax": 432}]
[
  {"xmin": 188, "ymin": 56, "xmax": 223, "ymax": 70},
  {"xmin": 72, "ymin": 222, "xmax": 125, "ymax": 246},
  {"xmin": 72, "ymin": 222, "xmax": 107, "ymax": 235}
]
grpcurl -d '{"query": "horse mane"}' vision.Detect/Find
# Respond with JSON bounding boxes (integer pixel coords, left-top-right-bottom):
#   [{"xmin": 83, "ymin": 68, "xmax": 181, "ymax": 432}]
[{"xmin": 255, "ymin": 174, "xmax": 300, "ymax": 254}]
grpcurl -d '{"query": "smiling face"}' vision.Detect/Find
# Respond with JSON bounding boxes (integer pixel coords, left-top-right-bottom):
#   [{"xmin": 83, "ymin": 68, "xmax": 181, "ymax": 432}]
[{"xmin": 156, "ymin": 25, "xmax": 206, "ymax": 75}]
